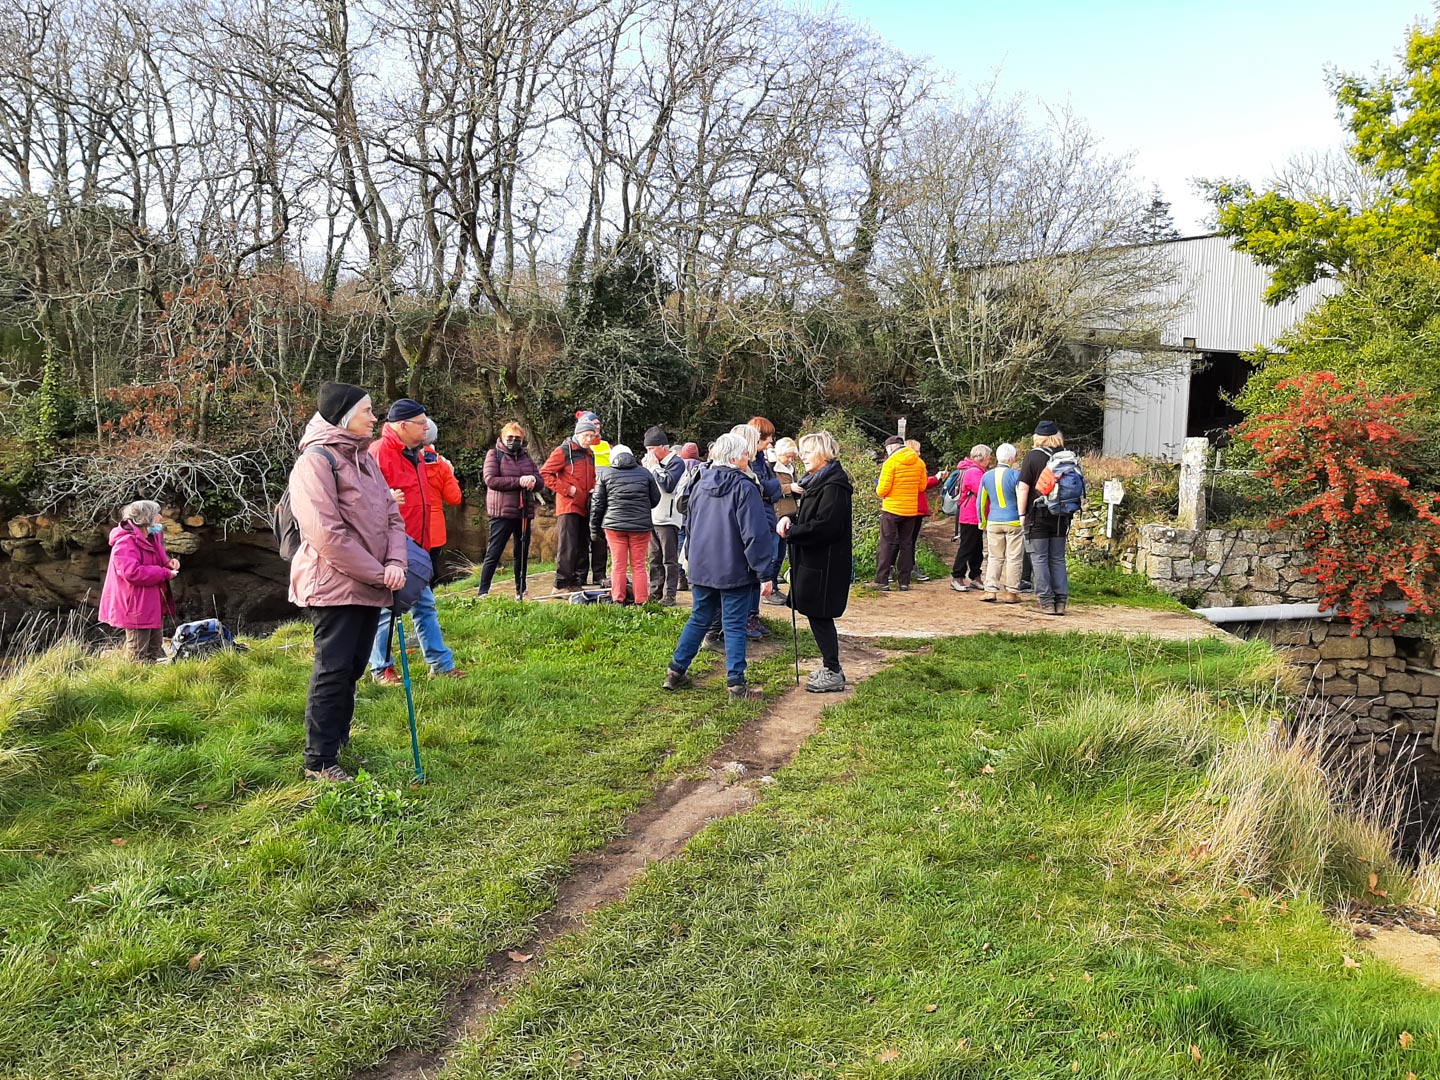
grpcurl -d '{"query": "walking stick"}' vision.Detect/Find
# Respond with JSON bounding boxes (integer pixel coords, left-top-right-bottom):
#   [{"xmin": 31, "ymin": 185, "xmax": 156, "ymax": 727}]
[
  {"xmin": 391, "ymin": 603, "xmax": 425, "ymax": 782},
  {"xmin": 518, "ymin": 491, "xmax": 532, "ymax": 598},
  {"xmin": 790, "ymin": 594, "xmax": 801, "ymax": 686}
]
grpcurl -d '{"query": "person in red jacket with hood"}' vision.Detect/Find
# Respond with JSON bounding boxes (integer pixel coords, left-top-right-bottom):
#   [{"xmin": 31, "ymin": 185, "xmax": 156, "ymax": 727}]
[
  {"xmin": 367, "ymin": 399, "xmax": 467, "ymax": 683},
  {"xmin": 420, "ymin": 418, "xmax": 463, "ymax": 581}
]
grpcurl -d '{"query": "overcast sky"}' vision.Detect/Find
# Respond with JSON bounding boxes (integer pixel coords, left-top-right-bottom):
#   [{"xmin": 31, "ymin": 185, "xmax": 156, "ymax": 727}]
[{"xmin": 837, "ymin": 0, "xmax": 1432, "ymax": 232}]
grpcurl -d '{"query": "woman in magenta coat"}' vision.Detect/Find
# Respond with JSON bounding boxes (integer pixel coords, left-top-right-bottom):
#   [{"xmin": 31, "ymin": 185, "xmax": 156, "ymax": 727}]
[{"xmin": 98, "ymin": 499, "xmax": 179, "ymax": 661}]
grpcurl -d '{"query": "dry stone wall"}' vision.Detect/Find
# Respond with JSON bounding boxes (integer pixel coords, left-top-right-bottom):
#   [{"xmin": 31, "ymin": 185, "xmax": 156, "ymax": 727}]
[{"xmin": 1135, "ymin": 525, "xmax": 1318, "ymax": 607}]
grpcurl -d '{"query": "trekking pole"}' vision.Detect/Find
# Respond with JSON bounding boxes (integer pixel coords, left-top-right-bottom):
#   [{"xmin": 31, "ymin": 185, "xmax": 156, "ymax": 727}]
[
  {"xmin": 392, "ymin": 603, "xmax": 425, "ymax": 782},
  {"xmin": 790, "ymin": 595, "xmax": 801, "ymax": 686},
  {"xmin": 519, "ymin": 494, "xmax": 531, "ymax": 598}
]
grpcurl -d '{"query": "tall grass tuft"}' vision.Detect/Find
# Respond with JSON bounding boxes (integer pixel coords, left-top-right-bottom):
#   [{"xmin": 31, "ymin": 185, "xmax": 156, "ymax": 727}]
[
  {"xmin": 1182, "ymin": 717, "xmax": 1400, "ymax": 900},
  {"xmin": 1008, "ymin": 690, "xmax": 1217, "ymax": 793}
]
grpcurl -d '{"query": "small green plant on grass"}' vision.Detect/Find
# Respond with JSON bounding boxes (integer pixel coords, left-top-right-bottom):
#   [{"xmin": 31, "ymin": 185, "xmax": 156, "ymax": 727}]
[{"xmin": 313, "ymin": 770, "xmax": 408, "ymax": 824}]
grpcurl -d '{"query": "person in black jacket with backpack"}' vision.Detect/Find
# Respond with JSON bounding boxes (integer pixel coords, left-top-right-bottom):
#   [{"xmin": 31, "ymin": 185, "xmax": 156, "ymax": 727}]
[
  {"xmin": 1016, "ymin": 420, "xmax": 1071, "ymax": 616},
  {"xmin": 591, "ymin": 444, "xmax": 661, "ymax": 604},
  {"xmin": 777, "ymin": 431, "xmax": 853, "ymax": 693}
]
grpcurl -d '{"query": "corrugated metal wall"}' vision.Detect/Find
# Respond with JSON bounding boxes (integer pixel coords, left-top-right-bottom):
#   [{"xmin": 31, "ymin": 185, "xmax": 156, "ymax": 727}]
[
  {"xmin": 1157, "ymin": 235, "xmax": 1339, "ymax": 352},
  {"xmin": 1101, "ymin": 236, "xmax": 1341, "ymax": 459},
  {"xmin": 1104, "ymin": 350, "xmax": 1193, "ymax": 461}
]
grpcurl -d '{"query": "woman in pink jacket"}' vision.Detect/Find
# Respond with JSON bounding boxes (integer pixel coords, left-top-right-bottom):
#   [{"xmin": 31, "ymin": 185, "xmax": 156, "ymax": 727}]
[
  {"xmin": 949, "ymin": 445, "xmax": 992, "ymax": 591},
  {"xmin": 99, "ymin": 500, "xmax": 179, "ymax": 662},
  {"xmin": 288, "ymin": 381, "xmax": 409, "ymax": 782}
]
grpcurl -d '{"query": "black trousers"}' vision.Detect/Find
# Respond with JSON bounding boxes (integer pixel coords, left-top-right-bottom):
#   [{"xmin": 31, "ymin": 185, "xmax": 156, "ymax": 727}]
[
  {"xmin": 648, "ymin": 524, "xmax": 681, "ymax": 600},
  {"xmin": 876, "ymin": 512, "xmax": 923, "ymax": 586},
  {"xmin": 809, "ymin": 616, "xmax": 841, "ymax": 672},
  {"xmin": 555, "ymin": 512, "xmax": 608, "ymax": 587},
  {"xmin": 479, "ymin": 516, "xmax": 532, "ymax": 595},
  {"xmin": 305, "ymin": 604, "xmax": 382, "ymax": 770},
  {"xmin": 952, "ymin": 523, "xmax": 983, "ymax": 580}
]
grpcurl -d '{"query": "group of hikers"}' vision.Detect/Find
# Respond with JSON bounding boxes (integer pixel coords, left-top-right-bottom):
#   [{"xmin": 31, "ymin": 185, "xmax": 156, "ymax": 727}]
[{"xmin": 96, "ymin": 380, "xmax": 1084, "ymax": 783}]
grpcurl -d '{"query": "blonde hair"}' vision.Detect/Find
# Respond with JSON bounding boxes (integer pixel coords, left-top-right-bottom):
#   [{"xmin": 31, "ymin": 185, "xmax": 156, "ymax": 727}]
[
  {"xmin": 500, "ymin": 421, "xmax": 525, "ymax": 439},
  {"xmin": 970, "ymin": 444, "xmax": 992, "ymax": 462},
  {"xmin": 730, "ymin": 423, "xmax": 760, "ymax": 458},
  {"xmin": 1035, "ymin": 433, "xmax": 1065, "ymax": 450},
  {"xmin": 798, "ymin": 431, "xmax": 839, "ymax": 462},
  {"xmin": 774, "ymin": 437, "xmax": 799, "ymax": 457},
  {"xmin": 905, "ymin": 439, "xmax": 921, "ymax": 454}
]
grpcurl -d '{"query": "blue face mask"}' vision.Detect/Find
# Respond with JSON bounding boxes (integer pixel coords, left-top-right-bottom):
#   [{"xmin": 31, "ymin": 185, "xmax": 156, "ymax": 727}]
[{"xmin": 148, "ymin": 523, "xmax": 164, "ymax": 535}]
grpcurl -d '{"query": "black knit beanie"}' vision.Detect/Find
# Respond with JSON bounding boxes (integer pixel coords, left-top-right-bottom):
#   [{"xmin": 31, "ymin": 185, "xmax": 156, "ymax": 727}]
[
  {"xmin": 643, "ymin": 425, "xmax": 669, "ymax": 447},
  {"xmin": 317, "ymin": 381, "xmax": 368, "ymax": 426}
]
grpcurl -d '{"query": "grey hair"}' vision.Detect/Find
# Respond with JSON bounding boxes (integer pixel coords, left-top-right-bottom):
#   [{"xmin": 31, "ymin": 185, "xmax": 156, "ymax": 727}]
[
  {"xmin": 774, "ymin": 437, "xmax": 799, "ymax": 457},
  {"xmin": 970, "ymin": 444, "xmax": 993, "ymax": 463},
  {"xmin": 120, "ymin": 500, "xmax": 161, "ymax": 525},
  {"xmin": 729, "ymin": 423, "xmax": 760, "ymax": 458},
  {"xmin": 423, "ymin": 418, "xmax": 438, "ymax": 444},
  {"xmin": 798, "ymin": 431, "xmax": 839, "ymax": 462},
  {"xmin": 995, "ymin": 442, "xmax": 1017, "ymax": 465},
  {"xmin": 609, "ymin": 443, "xmax": 633, "ymax": 460},
  {"xmin": 338, "ymin": 395, "xmax": 371, "ymax": 430},
  {"xmin": 709, "ymin": 431, "xmax": 751, "ymax": 467}
]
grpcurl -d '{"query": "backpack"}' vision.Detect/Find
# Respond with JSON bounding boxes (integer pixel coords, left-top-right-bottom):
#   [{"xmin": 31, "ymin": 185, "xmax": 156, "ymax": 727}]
[
  {"xmin": 167, "ymin": 619, "xmax": 246, "ymax": 661},
  {"xmin": 274, "ymin": 447, "xmax": 339, "ymax": 560},
  {"xmin": 393, "ymin": 538, "xmax": 434, "ymax": 614},
  {"xmin": 940, "ymin": 470, "xmax": 962, "ymax": 516},
  {"xmin": 1037, "ymin": 450, "xmax": 1086, "ymax": 517}
]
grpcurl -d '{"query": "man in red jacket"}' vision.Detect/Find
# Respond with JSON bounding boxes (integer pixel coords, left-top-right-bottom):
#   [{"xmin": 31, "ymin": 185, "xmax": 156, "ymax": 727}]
[
  {"xmin": 367, "ymin": 398, "xmax": 467, "ymax": 682},
  {"xmin": 540, "ymin": 414, "xmax": 609, "ymax": 590}
]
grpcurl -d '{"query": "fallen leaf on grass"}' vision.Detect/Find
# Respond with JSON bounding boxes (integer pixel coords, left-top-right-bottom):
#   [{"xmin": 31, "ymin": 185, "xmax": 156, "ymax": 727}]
[
  {"xmin": 1400, "ymin": 1031, "xmax": 1414, "ymax": 1049},
  {"xmin": 192, "ymin": 804, "xmax": 208, "ymax": 811},
  {"xmin": 1342, "ymin": 955, "xmax": 1360, "ymax": 970},
  {"xmin": 1071, "ymin": 1062, "xmax": 1079, "ymax": 1073},
  {"xmin": 186, "ymin": 952, "xmax": 205, "ymax": 971},
  {"xmin": 1367, "ymin": 872, "xmax": 1390, "ymax": 899},
  {"xmin": 111, "ymin": 838, "xmax": 127, "ymax": 846},
  {"xmin": 979, "ymin": 764, "xmax": 995, "ymax": 775},
  {"xmin": 1190, "ymin": 1045, "xmax": 1202, "ymax": 1063},
  {"xmin": 876, "ymin": 1048, "xmax": 900, "ymax": 1064},
  {"xmin": 1082, "ymin": 971, "xmax": 1093, "ymax": 982},
  {"xmin": 507, "ymin": 950, "xmax": 533, "ymax": 964},
  {"xmin": 954, "ymin": 1038, "xmax": 969, "ymax": 1051},
  {"xmin": 923, "ymin": 1004, "xmax": 938, "ymax": 1013}
]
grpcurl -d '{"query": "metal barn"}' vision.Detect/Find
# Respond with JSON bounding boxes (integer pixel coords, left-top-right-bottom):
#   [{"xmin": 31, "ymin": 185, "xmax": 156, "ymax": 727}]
[{"xmin": 1101, "ymin": 234, "xmax": 1340, "ymax": 461}]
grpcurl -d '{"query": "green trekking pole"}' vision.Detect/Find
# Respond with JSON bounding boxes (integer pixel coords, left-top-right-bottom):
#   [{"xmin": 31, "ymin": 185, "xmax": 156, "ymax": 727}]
[{"xmin": 392, "ymin": 604, "xmax": 425, "ymax": 782}]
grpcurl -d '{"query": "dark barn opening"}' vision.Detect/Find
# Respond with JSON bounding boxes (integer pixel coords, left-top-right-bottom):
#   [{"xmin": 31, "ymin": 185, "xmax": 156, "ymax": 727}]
[{"xmin": 1186, "ymin": 351, "xmax": 1252, "ymax": 439}]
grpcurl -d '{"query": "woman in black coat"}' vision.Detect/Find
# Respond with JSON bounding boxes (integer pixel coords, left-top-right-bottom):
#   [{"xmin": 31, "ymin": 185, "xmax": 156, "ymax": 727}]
[{"xmin": 777, "ymin": 431, "xmax": 853, "ymax": 693}]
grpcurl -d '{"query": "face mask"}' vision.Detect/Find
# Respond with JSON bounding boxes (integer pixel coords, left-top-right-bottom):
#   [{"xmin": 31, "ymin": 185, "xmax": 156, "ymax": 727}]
[
  {"xmin": 504, "ymin": 437, "xmax": 523, "ymax": 452},
  {"xmin": 147, "ymin": 523, "xmax": 164, "ymax": 535}
]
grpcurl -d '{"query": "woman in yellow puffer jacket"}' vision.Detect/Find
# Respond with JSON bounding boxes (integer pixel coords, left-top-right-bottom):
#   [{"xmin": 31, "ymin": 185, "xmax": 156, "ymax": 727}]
[{"xmin": 874, "ymin": 436, "xmax": 928, "ymax": 589}]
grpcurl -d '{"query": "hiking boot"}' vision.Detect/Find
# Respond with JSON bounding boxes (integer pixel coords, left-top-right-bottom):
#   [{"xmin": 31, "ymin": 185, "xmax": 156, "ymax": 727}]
[
  {"xmin": 678, "ymin": 577, "xmax": 690, "ymax": 592},
  {"xmin": 1039, "ymin": 600, "xmax": 1060, "ymax": 615},
  {"xmin": 898, "ymin": 583, "xmax": 911, "ymax": 592},
  {"xmin": 747, "ymin": 615, "xmax": 770, "ymax": 638},
  {"xmin": 806, "ymin": 667, "xmax": 846, "ymax": 693},
  {"xmin": 763, "ymin": 591, "xmax": 789, "ymax": 606},
  {"xmin": 703, "ymin": 633, "xmax": 725, "ymax": 652},
  {"xmin": 431, "ymin": 667, "xmax": 468, "ymax": 679},
  {"xmin": 727, "ymin": 683, "xmax": 764, "ymax": 702},
  {"xmin": 979, "ymin": 591, "xmax": 998, "ymax": 603},
  {"xmin": 1001, "ymin": 592, "xmax": 1022, "ymax": 604},
  {"xmin": 950, "ymin": 577, "xmax": 970, "ymax": 593},
  {"xmin": 662, "ymin": 668, "xmax": 689, "ymax": 691},
  {"xmin": 912, "ymin": 570, "xmax": 931, "ymax": 583},
  {"xmin": 1056, "ymin": 599, "xmax": 1068, "ymax": 616},
  {"xmin": 304, "ymin": 764, "xmax": 354, "ymax": 783},
  {"xmin": 372, "ymin": 666, "xmax": 402, "ymax": 686},
  {"xmin": 660, "ymin": 595, "xmax": 678, "ymax": 608}
]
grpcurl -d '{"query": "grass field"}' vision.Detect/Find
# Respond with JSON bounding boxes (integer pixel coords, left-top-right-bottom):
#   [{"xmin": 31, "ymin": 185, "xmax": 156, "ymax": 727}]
[
  {"xmin": 0, "ymin": 597, "xmax": 791, "ymax": 1079},
  {"xmin": 447, "ymin": 633, "xmax": 1440, "ymax": 1079}
]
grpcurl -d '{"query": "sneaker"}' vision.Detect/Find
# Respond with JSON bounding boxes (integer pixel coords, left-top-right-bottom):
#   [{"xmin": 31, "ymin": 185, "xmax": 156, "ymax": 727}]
[
  {"xmin": 372, "ymin": 666, "xmax": 402, "ymax": 686},
  {"xmin": 1018, "ymin": 580, "xmax": 1034, "ymax": 593},
  {"xmin": 432, "ymin": 667, "xmax": 468, "ymax": 679},
  {"xmin": 745, "ymin": 622, "xmax": 765, "ymax": 641},
  {"xmin": 304, "ymin": 764, "xmax": 354, "ymax": 783},
  {"xmin": 476, "ymin": 590, "xmax": 490, "ymax": 599},
  {"xmin": 950, "ymin": 578, "xmax": 969, "ymax": 593},
  {"xmin": 980, "ymin": 591, "xmax": 998, "ymax": 603},
  {"xmin": 703, "ymin": 633, "xmax": 725, "ymax": 653},
  {"xmin": 806, "ymin": 667, "xmax": 847, "ymax": 693},
  {"xmin": 912, "ymin": 571, "xmax": 931, "ymax": 583},
  {"xmin": 876, "ymin": 582, "xmax": 892, "ymax": 592},
  {"xmin": 898, "ymin": 583, "xmax": 911, "ymax": 592},
  {"xmin": 727, "ymin": 684, "xmax": 764, "ymax": 702},
  {"xmin": 662, "ymin": 669, "xmax": 689, "ymax": 691},
  {"xmin": 763, "ymin": 591, "xmax": 789, "ymax": 606}
]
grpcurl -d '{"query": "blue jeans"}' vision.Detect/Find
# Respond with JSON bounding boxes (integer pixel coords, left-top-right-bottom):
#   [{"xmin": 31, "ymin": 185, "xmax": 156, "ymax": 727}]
[
  {"xmin": 1025, "ymin": 533, "xmax": 1069, "ymax": 606},
  {"xmin": 672, "ymin": 584, "xmax": 752, "ymax": 686},
  {"xmin": 370, "ymin": 586, "xmax": 455, "ymax": 673}
]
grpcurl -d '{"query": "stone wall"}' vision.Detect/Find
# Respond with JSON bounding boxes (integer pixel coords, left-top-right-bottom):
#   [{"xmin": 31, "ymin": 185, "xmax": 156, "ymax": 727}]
[
  {"xmin": 1135, "ymin": 524, "xmax": 1317, "ymax": 607},
  {"xmin": 0, "ymin": 500, "xmax": 562, "ymax": 640}
]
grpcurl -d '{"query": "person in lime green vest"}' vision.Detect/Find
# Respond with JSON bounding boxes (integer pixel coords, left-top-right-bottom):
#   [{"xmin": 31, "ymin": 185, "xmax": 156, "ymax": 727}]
[{"xmin": 577, "ymin": 410, "xmax": 611, "ymax": 467}]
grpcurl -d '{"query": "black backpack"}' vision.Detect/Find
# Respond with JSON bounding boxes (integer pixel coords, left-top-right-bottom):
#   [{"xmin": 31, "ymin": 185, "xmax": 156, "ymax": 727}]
[{"xmin": 273, "ymin": 447, "xmax": 339, "ymax": 560}]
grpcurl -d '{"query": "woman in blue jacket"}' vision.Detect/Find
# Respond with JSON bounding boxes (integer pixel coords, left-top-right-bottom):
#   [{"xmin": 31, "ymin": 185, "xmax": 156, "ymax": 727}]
[{"xmin": 662, "ymin": 432, "xmax": 774, "ymax": 701}]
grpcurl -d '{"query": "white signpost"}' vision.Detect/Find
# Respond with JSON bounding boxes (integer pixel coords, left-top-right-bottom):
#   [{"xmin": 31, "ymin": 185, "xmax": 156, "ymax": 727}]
[{"xmin": 1103, "ymin": 479, "xmax": 1125, "ymax": 539}]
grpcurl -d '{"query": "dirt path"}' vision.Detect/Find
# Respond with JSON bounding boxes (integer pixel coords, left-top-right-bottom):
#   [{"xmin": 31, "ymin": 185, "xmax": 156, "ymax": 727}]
[
  {"xmin": 373, "ymin": 539, "xmax": 1217, "ymax": 1077},
  {"xmin": 356, "ymin": 640, "xmax": 899, "ymax": 1080}
]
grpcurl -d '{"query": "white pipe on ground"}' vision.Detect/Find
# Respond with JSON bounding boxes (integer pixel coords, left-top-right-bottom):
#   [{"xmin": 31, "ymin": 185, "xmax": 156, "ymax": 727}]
[{"xmin": 1193, "ymin": 600, "xmax": 1410, "ymax": 624}]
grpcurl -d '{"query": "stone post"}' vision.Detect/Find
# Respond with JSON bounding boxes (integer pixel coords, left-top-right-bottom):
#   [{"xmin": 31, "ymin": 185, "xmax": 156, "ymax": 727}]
[{"xmin": 1177, "ymin": 436, "xmax": 1208, "ymax": 530}]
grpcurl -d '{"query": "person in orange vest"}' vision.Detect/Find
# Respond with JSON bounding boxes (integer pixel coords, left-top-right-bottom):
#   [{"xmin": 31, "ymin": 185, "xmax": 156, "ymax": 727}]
[
  {"xmin": 421, "ymin": 419, "xmax": 463, "ymax": 582},
  {"xmin": 367, "ymin": 399, "xmax": 467, "ymax": 683}
]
